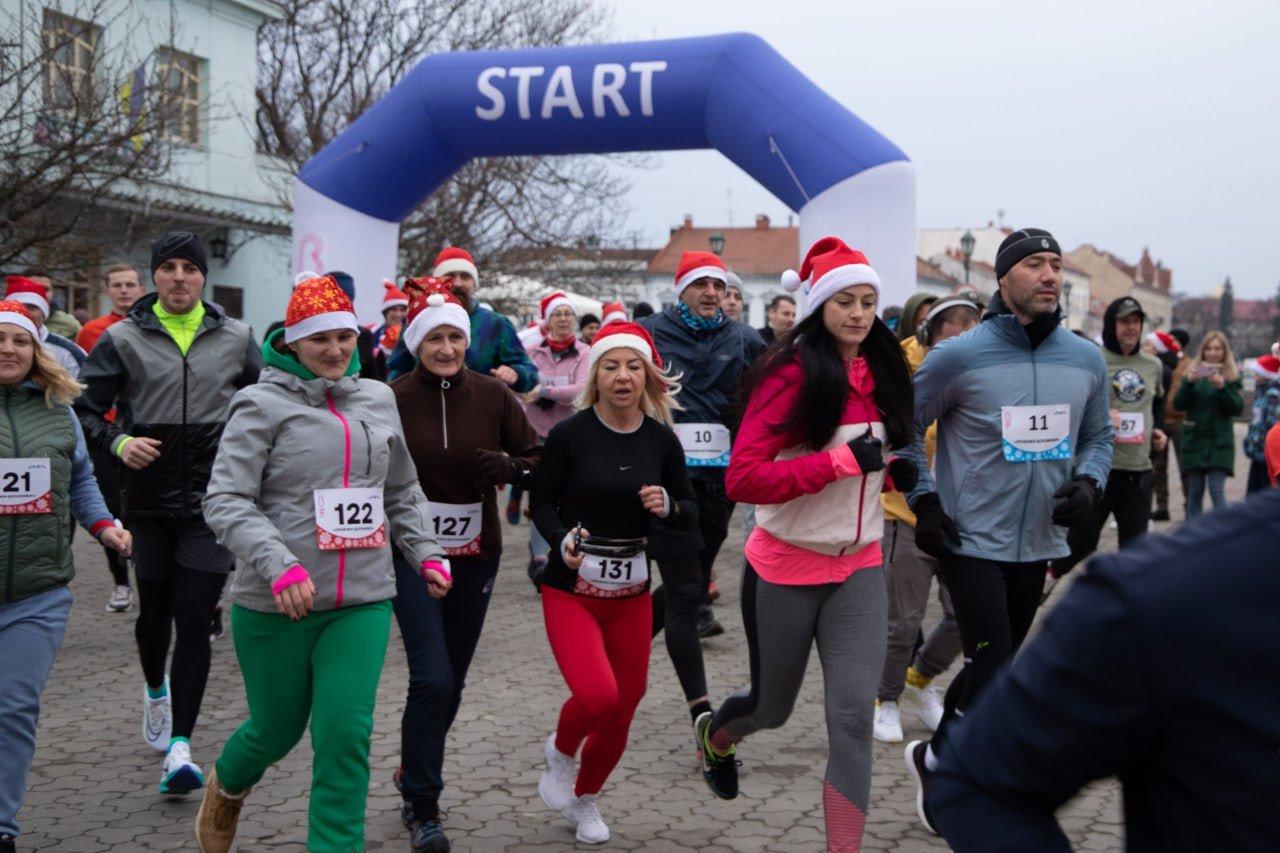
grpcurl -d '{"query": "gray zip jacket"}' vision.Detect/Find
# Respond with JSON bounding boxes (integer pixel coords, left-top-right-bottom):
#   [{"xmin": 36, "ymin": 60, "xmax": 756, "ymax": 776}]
[
  {"xmin": 905, "ymin": 308, "xmax": 1112, "ymax": 562},
  {"xmin": 204, "ymin": 366, "xmax": 443, "ymax": 613}
]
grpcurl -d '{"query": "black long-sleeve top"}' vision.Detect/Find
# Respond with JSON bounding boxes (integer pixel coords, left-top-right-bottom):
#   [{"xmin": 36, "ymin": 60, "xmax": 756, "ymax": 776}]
[{"xmin": 531, "ymin": 408, "xmax": 697, "ymax": 599}]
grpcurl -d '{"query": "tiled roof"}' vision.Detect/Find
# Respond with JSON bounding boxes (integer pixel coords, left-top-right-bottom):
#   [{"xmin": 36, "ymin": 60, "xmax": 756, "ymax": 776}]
[
  {"xmin": 917, "ymin": 257, "xmax": 958, "ymax": 284},
  {"xmin": 648, "ymin": 216, "xmax": 799, "ymax": 276}
]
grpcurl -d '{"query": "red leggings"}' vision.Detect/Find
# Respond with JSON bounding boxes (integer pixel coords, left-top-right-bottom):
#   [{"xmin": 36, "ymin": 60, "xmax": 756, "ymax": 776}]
[{"xmin": 541, "ymin": 586, "xmax": 651, "ymax": 796}]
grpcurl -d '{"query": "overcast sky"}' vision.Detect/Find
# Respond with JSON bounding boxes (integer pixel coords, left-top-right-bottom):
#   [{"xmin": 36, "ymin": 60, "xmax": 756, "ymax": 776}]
[{"xmin": 604, "ymin": 0, "xmax": 1280, "ymax": 300}]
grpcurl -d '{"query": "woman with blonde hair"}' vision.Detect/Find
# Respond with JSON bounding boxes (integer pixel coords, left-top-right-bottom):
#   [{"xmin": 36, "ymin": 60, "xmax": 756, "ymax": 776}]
[
  {"xmin": 1172, "ymin": 330, "xmax": 1243, "ymax": 516},
  {"xmin": 530, "ymin": 322, "xmax": 697, "ymax": 845},
  {"xmin": 0, "ymin": 300, "xmax": 132, "ymax": 850}
]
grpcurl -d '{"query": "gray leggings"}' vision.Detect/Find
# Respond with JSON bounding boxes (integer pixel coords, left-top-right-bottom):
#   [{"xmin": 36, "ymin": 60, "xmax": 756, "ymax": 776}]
[{"xmin": 710, "ymin": 561, "xmax": 887, "ymax": 846}]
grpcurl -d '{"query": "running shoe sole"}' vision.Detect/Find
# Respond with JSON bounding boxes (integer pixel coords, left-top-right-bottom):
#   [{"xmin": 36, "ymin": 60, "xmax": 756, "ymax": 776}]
[
  {"xmin": 160, "ymin": 765, "xmax": 204, "ymax": 795},
  {"xmin": 904, "ymin": 740, "xmax": 938, "ymax": 835}
]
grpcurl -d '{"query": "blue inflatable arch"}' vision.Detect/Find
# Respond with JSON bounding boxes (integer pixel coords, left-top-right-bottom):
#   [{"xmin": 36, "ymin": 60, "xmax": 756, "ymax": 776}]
[{"xmin": 292, "ymin": 33, "xmax": 915, "ymax": 320}]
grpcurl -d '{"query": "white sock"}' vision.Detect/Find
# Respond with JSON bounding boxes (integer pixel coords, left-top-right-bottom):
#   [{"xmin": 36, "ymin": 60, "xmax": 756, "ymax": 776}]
[{"xmin": 925, "ymin": 743, "xmax": 940, "ymax": 773}]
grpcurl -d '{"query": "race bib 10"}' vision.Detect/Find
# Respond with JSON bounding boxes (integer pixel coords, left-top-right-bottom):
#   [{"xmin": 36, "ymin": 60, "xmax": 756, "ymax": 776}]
[
  {"xmin": 429, "ymin": 501, "xmax": 483, "ymax": 556},
  {"xmin": 673, "ymin": 423, "xmax": 731, "ymax": 467},
  {"xmin": 0, "ymin": 458, "xmax": 51, "ymax": 514},
  {"xmin": 1001, "ymin": 405, "xmax": 1072, "ymax": 462},
  {"xmin": 314, "ymin": 487, "xmax": 386, "ymax": 550}
]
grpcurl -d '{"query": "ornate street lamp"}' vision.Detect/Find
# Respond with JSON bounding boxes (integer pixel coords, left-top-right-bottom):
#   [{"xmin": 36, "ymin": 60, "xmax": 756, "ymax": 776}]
[
  {"xmin": 960, "ymin": 229, "xmax": 975, "ymax": 284},
  {"xmin": 1063, "ymin": 280, "xmax": 1073, "ymax": 328},
  {"xmin": 709, "ymin": 231, "xmax": 725, "ymax": 256}
]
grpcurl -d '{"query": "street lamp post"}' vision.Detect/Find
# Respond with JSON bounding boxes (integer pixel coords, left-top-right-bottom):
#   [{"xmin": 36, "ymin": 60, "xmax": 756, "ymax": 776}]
[
  {"xmin": 960, "ymin": 229, "xmax": 975, "ymax": 284},
  {"xmin": 1062, "ymin": 280, "xmax": 1073, "ymax": 328},
  {"xmin": 709, "ymin": 231, "xmax": 725, "ymax": 256}
]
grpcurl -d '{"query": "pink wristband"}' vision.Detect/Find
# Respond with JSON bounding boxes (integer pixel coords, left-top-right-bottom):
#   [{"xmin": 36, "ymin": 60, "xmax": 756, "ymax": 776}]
[
  {"xmin": 272, "ymin": 565, "xmax": 310, "ymax": 595},
  {"xmin": 422, "ymin": 559, "xmax": 452, "ymax": 583}
]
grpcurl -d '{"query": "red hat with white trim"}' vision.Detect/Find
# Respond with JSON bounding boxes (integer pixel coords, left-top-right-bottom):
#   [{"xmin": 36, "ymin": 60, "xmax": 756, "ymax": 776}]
[
  {"xmin": 4, "ymin": 276, "xmax": 50, "ymax": 318},
  {"xmin": 284, "ymin": 276, "xmax": 359, "ymax": 344},
  {"xmin": 541, "ymin": 292, "xmax": 576, "ymax": 321},
  {"xmin": 433, "ymin": 247, "xmax": 479, "ymax": 288},
  {"xmin": 588, "ymin": 321, "xmax": 662, "ymax": 371},
  {"xmin": 673, "ymin": 251, "xmax": 727, "ymax": 298},
  {"xmin": 381, "ymin": 280, "xmax": 409, "ymax": 313},
  {"xmin": 600, "ymin": 301, "xmax": 628, "ymax": 326},
  {"xmin": 403, "ymin": 279, "xmax": 471, "ymax": 355},
  {"xmin": 1249, "ymin": 354, "xmax": 1279, "ymax": 381},
  {"xmin": 781, "ymin": 237, "xmax": 881, "ymax": 321},
  {"xmin": 0, "ymin": 299, "xmax": 39, "ymax": 339},
  {"xmin": 1147, "ymin": 331, "xmax": 1180, "ymax": 354}
]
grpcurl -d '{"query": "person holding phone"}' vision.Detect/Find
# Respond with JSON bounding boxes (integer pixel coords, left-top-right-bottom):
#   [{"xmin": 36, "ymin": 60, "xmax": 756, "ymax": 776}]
[{"xmin": 1172, "ymin": 330, "xmax": 1243, "ymax": 516}]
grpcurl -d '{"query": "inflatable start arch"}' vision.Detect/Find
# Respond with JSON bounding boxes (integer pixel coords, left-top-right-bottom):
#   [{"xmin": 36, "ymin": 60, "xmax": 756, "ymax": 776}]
[{"xmin": 292, "ymin": 33, "xmax": 915, "ymax": 320}]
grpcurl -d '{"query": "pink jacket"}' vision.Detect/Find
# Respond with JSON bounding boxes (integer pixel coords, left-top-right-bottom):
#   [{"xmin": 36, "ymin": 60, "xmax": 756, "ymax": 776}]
[
  {"xmin": 727, "ymin": 357, "xmax": 890, "ymax": 583},
  {"xmin": 522, "ymin": 337, "xmax": 590, "ymax": 438}
]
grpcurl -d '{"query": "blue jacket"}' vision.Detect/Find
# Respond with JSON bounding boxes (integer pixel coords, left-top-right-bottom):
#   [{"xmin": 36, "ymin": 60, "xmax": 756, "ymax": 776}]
[
  {"xmin": 638, "ymin": 307, "xmax": 765, "ymax": 482},
  {"xmin": 904, "ymin": 308, "xmax": 1112, "ymax": 562},
  {"xmin": 931, "ymin": 487, "xmax": 1280, "ymax": 853}
]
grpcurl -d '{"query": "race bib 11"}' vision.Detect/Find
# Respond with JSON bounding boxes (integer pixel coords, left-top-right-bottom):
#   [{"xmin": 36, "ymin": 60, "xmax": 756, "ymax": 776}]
[
  {"xmin": 673, "ymin": 423, "xmax": 731, "ymax": 467},
  {"xmin": 429, "ymin": 501, "xmax": 483, "ymax": 556},
  {"xmin": 1001, "ymin": 405, "xmax": 1072, "ymax": 462},
  {"xmin": 314, "ymin": 487, "xmax": 386, "ymax": 550},
  {"xmin": 0, "ymin": 458, "xmax": 51, "ymax": 514}
]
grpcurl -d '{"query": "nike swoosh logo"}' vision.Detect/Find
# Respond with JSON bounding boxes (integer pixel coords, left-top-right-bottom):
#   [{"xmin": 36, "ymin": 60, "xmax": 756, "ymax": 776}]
[{"xmin": 620, "ymin": 466, "xmax": 632, "ymax": 470}]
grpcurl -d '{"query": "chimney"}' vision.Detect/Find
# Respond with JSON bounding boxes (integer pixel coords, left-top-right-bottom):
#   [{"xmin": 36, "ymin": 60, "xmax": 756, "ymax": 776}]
[
  {"xmin": 683, "ymin": 214, "xmax": 693, "ymax": 229},
  {"xmin": 755, "ymin": 214, "xmax": 770, "ymax": 229}
]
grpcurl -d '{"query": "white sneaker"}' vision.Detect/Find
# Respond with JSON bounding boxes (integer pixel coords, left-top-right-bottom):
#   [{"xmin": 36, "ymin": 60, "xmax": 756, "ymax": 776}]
[
  {"xmin": 873, "ymin": 700, "xmax": 903, "ymax": 743},
  {"xmin": 106, "ymin": 585, "xmax": 134, "ymax": 612},
  {"xmin": 902, "ymin": 684, "xmax": 945, "ymax": 732},
  {"xmin": 143, "ymin": 678, "xmax": 172, "ymax": 752},
  {"xmin": 159, "ymin": 740, "xmax": 204, "ymax": 794},
  {"xmin": 562, "ymin": 794, "xmax": 609, "ymax": 844},
  {"xmin": 538, "ymin": 733, "xmax": 576, "ymax": 812}
]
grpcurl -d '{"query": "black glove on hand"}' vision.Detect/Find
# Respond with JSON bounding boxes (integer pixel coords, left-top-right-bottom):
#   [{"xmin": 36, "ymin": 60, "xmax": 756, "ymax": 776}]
[
  {"xmin": 910, "ymin": 492, "xmax": 960, "ymax": 559},
  {"xmin": 1051, "ymin": 476, "xmax": 1101, "ymax": 527},
  {"xmin": 886, "ymin": 457, "xmax": 918, "ymax": 493},
  {"xmin": 475, "ymin": 449, "xmax": 515, "ymax": 488},
  {"xmin": 847, "ymin": 428, "xmax": 885, "ymax": 474}
]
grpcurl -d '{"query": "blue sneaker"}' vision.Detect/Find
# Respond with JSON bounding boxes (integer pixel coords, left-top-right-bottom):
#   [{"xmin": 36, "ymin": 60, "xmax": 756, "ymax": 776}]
[
  {"xmin": 410, "ymin": 815, "xmax": 450, "ymax": 851},
  {"xmin": 159, "ymin": 740, "xmax": 204, "ymax": 795}
]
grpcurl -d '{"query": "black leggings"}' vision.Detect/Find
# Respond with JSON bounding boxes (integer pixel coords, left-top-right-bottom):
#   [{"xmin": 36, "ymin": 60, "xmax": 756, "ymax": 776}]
[
  {"xmin": 135, "ymin": 571, "xmax": 226, "ymax": 740},
  {"xmin": 692, "ymin": 480, "xmax": 735, "ymax": 600},
  {"xmin": 650, "ymin": 554, "xmax": 707, "ymax": 702},
  {"xmin": 931, "ymin": 556, "xmax": 1045, "ymax": 752}
]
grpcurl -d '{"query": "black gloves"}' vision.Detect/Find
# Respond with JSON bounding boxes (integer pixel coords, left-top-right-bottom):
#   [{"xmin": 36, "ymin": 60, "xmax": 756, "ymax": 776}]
[
  {"xmin": 847, "ymin": 428, "xmax": 885, "ymax": 473},
  {"xmin": 475, "ymin": 449, "xmax": 515, "ymax": 488},
  {"xmin": 887, "ymin": 457, "xmax": 918, "ymax": 494},
  {"xmin": 910, "ymin": 492, "xmax": 960, "ymax": 559},
  {"xmin": 1051, "ymin": 476, "xmax": 1101, "ymax": 527}
]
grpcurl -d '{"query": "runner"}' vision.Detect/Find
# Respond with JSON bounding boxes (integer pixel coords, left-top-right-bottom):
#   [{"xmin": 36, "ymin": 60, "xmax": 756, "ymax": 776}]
[
  {"xmin": 76, "ymin": 231, "xmax": 262, "ymax": 794},
  {"xmin": 600, "ymin": 302, "xmax": 628, "ymax": 327},
  {"xmin": 722, "ymin": 273, "xmax": 746, "ymax": 323},
  {"xmin": 874, "ymin": 295, "xmax": 981, "ymax": 744},
  {"xmin": 530, "ymin": 322, "xmax": 696, "ymax": 845},
  {"xmin": 1048, "ymin": 297, "xmax": 1167, "ymax": 583},
  {"xmin": 0, "ymin": 300, "xmax": 131, "ymax": 852},
  {"xmin": 3, "ymin": 276, "xmax": 86, "ymax": 378},
  {"xmin": 1144, "ymin": 330, "xmax": 1183, "ymax": 519},
  {"xmin": 196, "ymin": 275, "xmax": 445, "ymax": 853},
  {"xmin": 757, "ymin": 294, "xmax": 796, "ymax": 346},
  {"xmin": 1172, "ymin": 330, "xmax": 1243, "ymax": 516},
  {"xmin": 76, "ymin": 264, "xmax": 146, "ymax": 353},
  {"xmin": 389, "ymin": 281, "xmax": 541, "ymax": 852},
  {"xmin": 695, "ymin": 238, "xmax": 914, "ymax": 852},
  {"xmin": 371, "ymin": 279, "xmax": 410, "ymax": 357},
  {"xmin": 639, "ymin": 251, "xmax": 765, "ymax": 645},
  {"xmin": 900, "ymin": 228, "xmax": 1112, "ymax": 834},
  {"xmin": 520, "ymin": 292, "xmax": 589, "ymax": 586},
  {"xmin": 578, "ymin": 313, "xmax": 601, "ymax": 346}
]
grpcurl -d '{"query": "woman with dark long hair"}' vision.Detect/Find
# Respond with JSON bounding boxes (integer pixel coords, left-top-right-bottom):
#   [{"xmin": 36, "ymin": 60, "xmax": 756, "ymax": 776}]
[{"xmin": 695, "ymin": 238, "xmax": 914, "ymax": 853}]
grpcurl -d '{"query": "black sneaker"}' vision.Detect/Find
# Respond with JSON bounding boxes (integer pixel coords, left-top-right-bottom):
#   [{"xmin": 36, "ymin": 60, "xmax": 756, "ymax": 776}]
[
  {"xmin": 695, "ymin": 712, "xmax": 739, "ymax": 799},
  {"xmin": 410, "ymin": 815, "xmax": 450, "ymax": 852},
  {"xmin": 0, "ymin": 832, "xmax": 14, "ymax": 853},
  {"xmin": 697, "ymin": 606, "xmax": 725, "ymax": 639},
  {"xmin": 904, "ymin": 740, "xmax": 938, "ymax": 835},
  {"xmin": 1151, "ymin": 508, "xmax": 1171, "ymax": 521}
]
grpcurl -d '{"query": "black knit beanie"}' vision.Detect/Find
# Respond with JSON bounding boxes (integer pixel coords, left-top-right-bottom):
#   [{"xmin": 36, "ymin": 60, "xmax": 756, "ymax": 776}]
[
  {"xmin": 151, "ymin": 231, "xmax": 209, "ymax": 278},
  {"xmin": 994, "ymin": 228, "xmax": 1061, "ymax": 279}
]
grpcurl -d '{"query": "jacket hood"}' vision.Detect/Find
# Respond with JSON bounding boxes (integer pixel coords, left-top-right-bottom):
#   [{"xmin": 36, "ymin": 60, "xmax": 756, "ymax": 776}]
[
  {"xmin": 1101, "ymin": 298, "xmax": 1143, "ymax": 355},
  {"xmin": 898, "ymin": 293, "xmax": 939, "ymax": 342},
  {"xmin": 259, "ymin": 365, "xmax": 361, "ymax": 406}
]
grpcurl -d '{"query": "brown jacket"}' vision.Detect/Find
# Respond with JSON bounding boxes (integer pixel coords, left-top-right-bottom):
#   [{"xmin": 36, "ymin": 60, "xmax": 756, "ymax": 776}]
[
  {"xmin": 392, "ymin": 365, "xmax": 540, "ymax": 560},
  {"xmin": 1166, "ymin": 357, "xmax": 1192, "ymax": 425}
]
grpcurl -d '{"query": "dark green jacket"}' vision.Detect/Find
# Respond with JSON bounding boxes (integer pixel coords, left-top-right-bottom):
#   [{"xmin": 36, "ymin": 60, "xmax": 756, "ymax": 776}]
[{"xmin": 1172, "ymin": 374, "xmax": 1244, "ymax": 474}]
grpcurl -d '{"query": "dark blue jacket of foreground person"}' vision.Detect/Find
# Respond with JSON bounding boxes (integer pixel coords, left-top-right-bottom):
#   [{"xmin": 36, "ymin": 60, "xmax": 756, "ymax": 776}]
[{"xmin": 931, "ymin": 486, "xmax": 1280, "ymax": 853}]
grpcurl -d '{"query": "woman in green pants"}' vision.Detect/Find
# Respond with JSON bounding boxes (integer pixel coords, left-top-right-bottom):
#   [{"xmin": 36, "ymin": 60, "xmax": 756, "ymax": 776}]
[{"xmin": 197, "ymin": 276, "xmax": 447, "ymax": 853}]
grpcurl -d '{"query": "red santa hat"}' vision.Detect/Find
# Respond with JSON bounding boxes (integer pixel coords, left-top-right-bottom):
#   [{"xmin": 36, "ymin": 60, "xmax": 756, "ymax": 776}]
[
  {"xmin": 1147, "ymin": 330, "xmax": 1180, "ymax": 354},
  {"xmin": 600, "ymin": 301, "xmax": 628, "ymax": 326},
  {"xmin": 0, "ymin": 299, "xmax": 40, "ymax": 339},
  {"xmin": 381, "ymin": 280, "xmax": 409, "ymax": 313},
  {"xmin": 283, "ymin": 276, "xmax": 359, "ymax": 344},
  {"xmin": 1249, "ymin": 354, "xmax": 1280, "ymax": 382},
  {"xmin": 674, "ymin": 251, "xmax": 727, "ymax": 298},
  {"xmin": 403, "ymin": 280, "xmax": 471, "ymax": 355},
  {"xmin": 781, "ymin": 237, "xmax": 881, "ymax": 320},
  {"xmin": 541, "ymin": 292, "xmax": 576, "ymax": 321},
  {"xmin": 588, "ymin": 321, "xmax": 662, "ymax": 371},
  {"xmin": 4, "ymin": 276, "xmax": 50, "ymax": 318},
  {"xmin": 432, "ymin": 247, "xmax": 479, "ymax": 288}
]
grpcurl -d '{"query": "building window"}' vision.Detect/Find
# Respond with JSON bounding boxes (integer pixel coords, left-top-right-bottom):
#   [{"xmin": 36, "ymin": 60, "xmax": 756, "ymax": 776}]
[
  {"xmin": 43, "ymin": 11, "xmax": 98, "ymax": 114},
  {"xmin": 212, "ymin": 285, "xmax": 244, "ymax": 319},
  {"xmin": 154, "ymin": 48, "xmax": 202, "ymax": 145}
]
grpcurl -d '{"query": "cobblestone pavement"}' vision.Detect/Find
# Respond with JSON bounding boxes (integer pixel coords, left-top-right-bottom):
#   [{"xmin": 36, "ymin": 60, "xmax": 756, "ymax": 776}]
[{"xmin": 18, "ymin": 444, "xmax": 1250, "ymax": 851}]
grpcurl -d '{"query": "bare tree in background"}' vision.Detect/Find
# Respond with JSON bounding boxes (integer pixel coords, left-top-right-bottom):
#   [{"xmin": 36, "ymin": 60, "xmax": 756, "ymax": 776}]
[
  {"xmin": 0, "ymin": 1, "xmax": 179, "ymax": 272},
  {"xmin": 256, "ymin": 0, "xmax": 646, "ymax": 291}
]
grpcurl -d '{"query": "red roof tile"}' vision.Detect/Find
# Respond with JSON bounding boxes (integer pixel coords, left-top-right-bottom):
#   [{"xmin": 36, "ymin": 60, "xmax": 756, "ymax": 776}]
[{"xmin": 648, "ymin": 217, "xmax": 800, "ymax": 277}]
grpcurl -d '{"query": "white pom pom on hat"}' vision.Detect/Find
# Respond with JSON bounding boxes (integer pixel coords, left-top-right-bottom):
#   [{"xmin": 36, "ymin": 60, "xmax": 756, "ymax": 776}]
[
  {"xmin": 780, "ymin": 269, "xmax": 803, "ymax": 293},
  {"xmin": 786, "ymin": 237, "xmax": 881, "ymax": 320}
]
